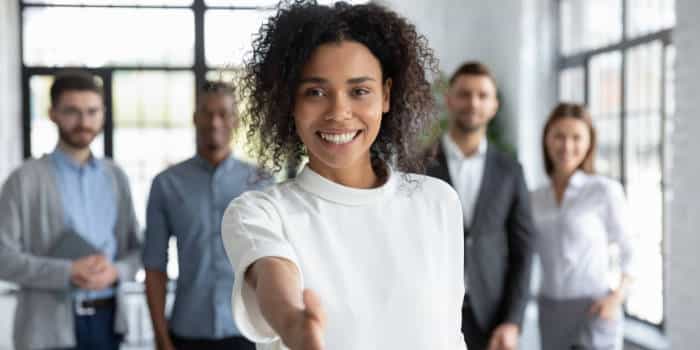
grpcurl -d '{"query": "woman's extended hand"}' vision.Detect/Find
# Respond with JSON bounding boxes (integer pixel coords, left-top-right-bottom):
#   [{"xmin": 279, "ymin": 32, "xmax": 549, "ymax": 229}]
[{"xmin": 280, "ymin": 289, "xmax": 327, "ymax": 350}]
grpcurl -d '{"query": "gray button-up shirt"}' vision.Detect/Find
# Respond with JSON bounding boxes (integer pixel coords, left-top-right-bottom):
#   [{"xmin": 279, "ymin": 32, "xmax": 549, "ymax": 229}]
[{"xmin": 142, "ymin": 155, "xmax": 270, "ymax": 339}]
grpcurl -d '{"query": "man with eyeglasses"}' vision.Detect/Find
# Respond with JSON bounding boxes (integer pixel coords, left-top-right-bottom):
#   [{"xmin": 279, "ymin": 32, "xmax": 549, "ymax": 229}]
[
  {"xmin": 0, "ymin": 70, "xmax": 141, "ymax": 350},
  {"xmin": 143, "ymin": 81, "xmax": 271, "ymax": 350}
]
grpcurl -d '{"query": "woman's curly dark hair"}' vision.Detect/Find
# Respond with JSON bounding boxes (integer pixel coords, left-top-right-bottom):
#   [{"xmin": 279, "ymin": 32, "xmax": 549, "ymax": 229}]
[{"xmin": 240, "ymin": 0, "xmax": 438, "ymax": 176}]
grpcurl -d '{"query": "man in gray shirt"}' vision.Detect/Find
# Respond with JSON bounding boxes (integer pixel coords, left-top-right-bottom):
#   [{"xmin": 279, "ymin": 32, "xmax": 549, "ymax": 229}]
[
  {"xmin": 143, "ymin": 81, "xmax": 271, "ymax": 350},
  {"xmin": 0, "ymin": 71, "xmax": 141, "ymax": 350}
]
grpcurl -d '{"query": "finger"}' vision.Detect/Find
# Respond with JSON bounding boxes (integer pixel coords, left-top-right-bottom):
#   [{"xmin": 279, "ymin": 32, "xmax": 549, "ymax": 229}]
[
  {"xmin": 504, "ymin": 334, "xmax": 518, "ymax": 349},
  {"xmin": 308, "ymin": 319, "xmax": 325, "ymax": 350},
  {"xmin": 90, "ymin": 254, "xmax": 107, "ymax": 265},
  {"xmin": 497, "ymin": 334, "xmax": 508, "ymax": 350},
  {"xmin": 87, "ymin": 277, "xmax": 108, "ymax": 291},
  {"xmin": 588, "ymin": 302, "xmax": 601, "ymax": 316},
  {"xmin": 487, "ymin": 334, "xmax": 499, "ymax": 350},
  {"xmin": 601, "ymin": 307, "xmax": 615, "ymax": 321},
  {"xmin": 91, "ymin": 261, "xmax": 108, "ymax": 273},
  {"xmin": 76, "ymin": 270, "xmax": 94, "ymax": 284},
  {"xmin": 303, "ymin": 289, "xmax": 326, "ymax": 325},
  {"xmin": 72, "ymin": 275, "xmax": 89, "ymax": 288},
  {"xmin": 83, "ymin": 254, "xmax": 100, "ymax": 264}
]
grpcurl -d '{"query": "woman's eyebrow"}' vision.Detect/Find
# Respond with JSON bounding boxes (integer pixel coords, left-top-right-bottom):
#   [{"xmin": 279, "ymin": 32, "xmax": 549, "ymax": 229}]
[
  {"xmin": 299, "ymin": 76, "xmax": 377, "ymax": 85},
  {"xmin": 299, "ymin": 77, "xmax": 327, "ymax": 84},
  {"xmin": 347, "ymin": 76, "xmax": 376, "ymax": 84}
]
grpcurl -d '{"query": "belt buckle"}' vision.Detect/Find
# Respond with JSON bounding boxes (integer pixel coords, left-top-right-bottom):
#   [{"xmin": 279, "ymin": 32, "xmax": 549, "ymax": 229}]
[{"xmin": 75, "ymin": 295, "xmax": 96, "ymax": 316}]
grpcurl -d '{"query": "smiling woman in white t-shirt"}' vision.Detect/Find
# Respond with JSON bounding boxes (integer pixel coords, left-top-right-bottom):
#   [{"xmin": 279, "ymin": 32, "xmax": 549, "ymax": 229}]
[{"xmin": 219, "ymin": 2, "xmax": 466, "ymax": 350}]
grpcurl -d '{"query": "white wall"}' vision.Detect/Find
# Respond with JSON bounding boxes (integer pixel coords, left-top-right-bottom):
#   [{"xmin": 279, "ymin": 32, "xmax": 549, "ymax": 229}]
[
  {"xmin": 0, "ymin": 0, "xmax": 22, "ymax": 184},
  {"xmin": 376, "ymin": 0, "xmax": 557, "ymax": 188},
  {"xmin": 668, "ymin": 0, "xmax": 700, "ymax": 348},
  {"xmin": 0, "ymin": 2, "xmax": 21, "ymax": 348}
]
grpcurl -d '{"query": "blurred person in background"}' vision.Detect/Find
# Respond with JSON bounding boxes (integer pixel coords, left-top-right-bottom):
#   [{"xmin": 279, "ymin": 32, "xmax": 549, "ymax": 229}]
[
  {"xmin": 425, "ymin": 61, "xmax": 536, "ymax": 350},
  {"xmin": 531, "ymin": 102, "xmax": 637, "ymax": 350},
  {"xmin": 143, "ymin": 81, "xmax": 271, "ymax": 350},
  {"xmin": 0, "ymin": 70, "xmax": 141, "ymax": 350}
]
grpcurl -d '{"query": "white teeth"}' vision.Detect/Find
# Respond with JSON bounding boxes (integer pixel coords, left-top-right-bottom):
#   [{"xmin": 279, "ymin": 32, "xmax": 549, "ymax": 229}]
[{"xmin": 319, "ymin": 131, "xmax": 358, "ymax": 144}]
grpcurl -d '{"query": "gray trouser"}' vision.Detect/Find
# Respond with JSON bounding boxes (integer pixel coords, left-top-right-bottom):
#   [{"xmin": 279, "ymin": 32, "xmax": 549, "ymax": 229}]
[{"xmin": 538, "ymin": 296, "xmax": 623, "ymax": 350}]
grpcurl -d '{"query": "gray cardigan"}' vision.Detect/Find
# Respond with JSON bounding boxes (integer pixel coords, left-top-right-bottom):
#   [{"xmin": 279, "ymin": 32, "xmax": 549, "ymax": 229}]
[{"xmin": 0, "ymin": 155, "xmax": 142, "ymax": 350}]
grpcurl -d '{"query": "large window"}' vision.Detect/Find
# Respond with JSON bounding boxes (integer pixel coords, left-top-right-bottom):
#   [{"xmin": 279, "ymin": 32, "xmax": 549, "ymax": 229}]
[
  {"xmin": 19, "ymin": 0, "xmax": 364, "ymax": 346},
  {"xmin": 21, "ymin": 1, "xmax": 368, "ymax": 224},
  {"xmin": 557, "ymin": 0, "xmax": 674, "ymax": 327}
]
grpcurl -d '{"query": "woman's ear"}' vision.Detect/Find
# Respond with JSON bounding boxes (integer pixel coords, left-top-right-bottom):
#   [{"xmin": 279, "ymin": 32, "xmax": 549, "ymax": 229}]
[{"xmin": 382, "ymin": 78, "xmax": 392, "ymax": 113}]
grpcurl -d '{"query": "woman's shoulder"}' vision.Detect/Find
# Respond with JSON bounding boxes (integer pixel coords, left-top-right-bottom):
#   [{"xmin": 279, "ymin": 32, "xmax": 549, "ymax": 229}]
[
  {"xmin": 394, "ymin": 171, "xmax": 460, "ymax": 206},
  {"xmin": 583, "ymin": 173, "xmax": 625, "ymax": 197},
  {"xmin": 226, "ymin": 181, "xmax": 297, "ymax": 214}
]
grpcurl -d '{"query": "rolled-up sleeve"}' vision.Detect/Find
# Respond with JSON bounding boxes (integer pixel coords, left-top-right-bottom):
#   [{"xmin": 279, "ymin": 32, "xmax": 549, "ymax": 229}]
[
  {"xmin": 221, "ymin": 190, "xmax": 302, "ymax": 343},
  {"xmin": 142, "ymin": 176, "xmax": 170, "ymax": 272}
]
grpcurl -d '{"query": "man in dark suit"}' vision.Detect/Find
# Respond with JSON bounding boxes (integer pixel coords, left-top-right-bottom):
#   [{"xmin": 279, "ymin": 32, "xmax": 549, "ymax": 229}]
[{"xmin": 425, "ymin": 61, "xmax": 536, "ymax": 350}]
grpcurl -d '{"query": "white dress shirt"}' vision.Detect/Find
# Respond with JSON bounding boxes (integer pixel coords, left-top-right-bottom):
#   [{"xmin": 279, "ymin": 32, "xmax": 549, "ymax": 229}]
[
  {"xmin": 530, "ymin": 171, "xmax": 637, "ymax": 299},
  {"xmin": 442, "ymin": 134, "xmax": 488, "ymax": 228}
]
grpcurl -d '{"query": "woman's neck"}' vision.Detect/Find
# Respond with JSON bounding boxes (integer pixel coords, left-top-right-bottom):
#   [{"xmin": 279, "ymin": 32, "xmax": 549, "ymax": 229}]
[
  {"xmin": 307, "ymin": 155, "xmax": 381, "ymax": 189},
  {"xmin": 550, "ymin": 169, "xmax": 575, "ymax": 205}
]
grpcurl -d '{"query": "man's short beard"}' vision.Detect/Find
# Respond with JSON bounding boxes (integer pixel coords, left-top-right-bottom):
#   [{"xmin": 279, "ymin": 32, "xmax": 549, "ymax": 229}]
[
  {"xmin": 58, "ymin": 127, "xmax": 97, "ymax": 149},
  {"xmin": 454, "ymin": 118, "xmax": 484, "ymax": 134}
]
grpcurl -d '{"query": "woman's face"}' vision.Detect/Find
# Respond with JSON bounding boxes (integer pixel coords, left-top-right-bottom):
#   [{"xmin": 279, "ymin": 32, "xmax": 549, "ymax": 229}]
[
  {"xmin": 545, "ymin": 116, "xmax": 591, "ymax": 176},
  {"xmin": 293, "ymin": 40, "xmax": 391, "ymax": 178}
]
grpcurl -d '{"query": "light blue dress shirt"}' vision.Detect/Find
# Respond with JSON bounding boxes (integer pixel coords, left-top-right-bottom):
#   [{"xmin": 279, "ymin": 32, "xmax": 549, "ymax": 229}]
[
  {"xmin": 51, "ymin": 148, "xmax": 118, "ymax": 301},
  {"xmin": 142, "ymin": 155, "xmax": 270, "ymax": 339}
]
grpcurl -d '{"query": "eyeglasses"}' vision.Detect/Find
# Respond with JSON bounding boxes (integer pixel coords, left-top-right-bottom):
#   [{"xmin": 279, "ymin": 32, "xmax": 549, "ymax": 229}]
[
  {"xmin": 201, "ymin": 81, "xmax": 235, "ymax": 95},
  {"xmin": 56, "ymin": 106, "xmax": 104, "ymax": 119}
]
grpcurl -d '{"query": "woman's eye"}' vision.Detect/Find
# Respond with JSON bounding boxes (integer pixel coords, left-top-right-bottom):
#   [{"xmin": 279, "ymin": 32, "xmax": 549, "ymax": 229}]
[
  {"xmin": 305, "ymin": 88, "xmax": 325, "ymax": 97},
  {"xmin": 352, "ymin": 88, "xmax": 370, "ymax": 96}
]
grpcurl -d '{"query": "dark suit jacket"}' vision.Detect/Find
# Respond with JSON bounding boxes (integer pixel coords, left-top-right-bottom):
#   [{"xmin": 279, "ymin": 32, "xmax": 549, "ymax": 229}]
[{"xmin": 425, "ymin": 141, "xmax": 536, "ymax": 333}]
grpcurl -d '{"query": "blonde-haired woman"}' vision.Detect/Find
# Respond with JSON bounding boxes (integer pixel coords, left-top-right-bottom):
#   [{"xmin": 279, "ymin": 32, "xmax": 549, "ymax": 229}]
[{"xmin": 531, "ymin": 103, "xmax": 636, "ymax": 350}]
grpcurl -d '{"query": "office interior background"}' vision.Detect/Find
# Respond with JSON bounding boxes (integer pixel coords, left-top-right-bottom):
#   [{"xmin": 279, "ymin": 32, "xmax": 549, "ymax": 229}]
[{"xmin": 0, "ymin": 0, "xmax": 698, "ymax": 349}]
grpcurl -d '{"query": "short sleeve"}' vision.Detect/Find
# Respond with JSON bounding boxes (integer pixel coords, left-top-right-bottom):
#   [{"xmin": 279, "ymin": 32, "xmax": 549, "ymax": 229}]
[{"xmin": 221, "ymin": 190, "xmax": 303, "ymax": 343}]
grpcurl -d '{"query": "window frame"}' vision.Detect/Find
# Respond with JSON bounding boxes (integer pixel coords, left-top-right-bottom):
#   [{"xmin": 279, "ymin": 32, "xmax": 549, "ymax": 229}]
[
  {"xmin": 18, "ymin": 0, "xmax": 273, "ymax": 158},
  {"xmin": 555, "ymin": 0, "xmax": 673, "ymax": 330}
]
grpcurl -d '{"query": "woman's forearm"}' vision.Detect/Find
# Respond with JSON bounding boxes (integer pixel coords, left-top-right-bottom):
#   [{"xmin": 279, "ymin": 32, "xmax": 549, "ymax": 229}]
[
  {"xmin": 246, "ymin": 257, "xmax": 305, "ymax": 334},
  {"xmin": 613, "ymin": 273, "xmax": 634, "ymax": 300}
]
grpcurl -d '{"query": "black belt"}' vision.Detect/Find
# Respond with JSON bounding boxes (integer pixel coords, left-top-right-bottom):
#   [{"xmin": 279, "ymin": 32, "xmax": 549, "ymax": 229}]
[
  {"xmin": 75, "ymin": 297, "xmax": 115, "ymax": 315},
  {"xmin": 80, "ymin": 297, "xmax": 115, "ymax": 309}
]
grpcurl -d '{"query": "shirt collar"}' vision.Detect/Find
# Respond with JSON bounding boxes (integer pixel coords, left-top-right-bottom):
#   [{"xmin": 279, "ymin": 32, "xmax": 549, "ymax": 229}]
[
  {"xmin": 294, "ymin": 164, "xmax": 395, "ymax": 206},
  {"xmin": 441, "ymin": 134, "xmax": 488, "ymax": 161},
  {"xmin": 548, "ymin": 170, "xmax": 587, "ymax": 194},
  {"xmin": 51, "ymin": 147, "xmax": 99, "ymax": 172},
  {"xmin": 193, "ymin": 153, "xmax": 235, "ymax": 172},
  {"xmin": 568, "ymin": 170, "xmax": 587, "ymax": 188}
]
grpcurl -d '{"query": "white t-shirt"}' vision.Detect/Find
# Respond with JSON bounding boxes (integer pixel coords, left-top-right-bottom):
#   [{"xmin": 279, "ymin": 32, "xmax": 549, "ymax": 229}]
[{"xmin": 221, "ymin": 165, "xmax": 466, "ymax": 350}]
